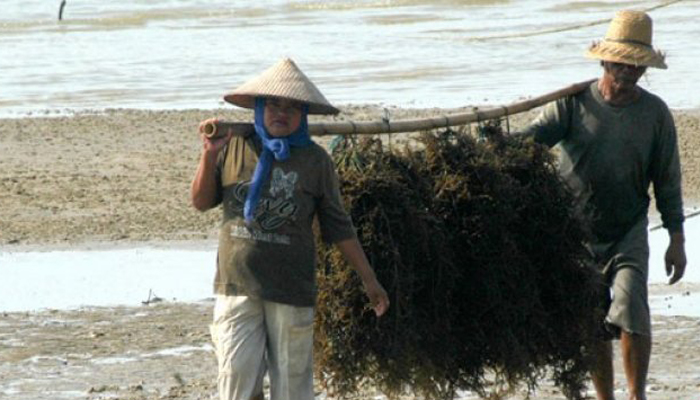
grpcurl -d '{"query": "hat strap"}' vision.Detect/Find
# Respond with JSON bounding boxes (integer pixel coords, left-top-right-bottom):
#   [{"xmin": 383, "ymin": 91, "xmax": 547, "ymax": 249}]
[{"xmin": 604, "ymin": 38, "xmax": 652, "ymax": 48}]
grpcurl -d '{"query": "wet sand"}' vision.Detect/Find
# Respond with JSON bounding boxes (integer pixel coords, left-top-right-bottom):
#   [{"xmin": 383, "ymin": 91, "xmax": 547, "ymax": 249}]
[
  {"xmin": 1, "ymin": 106, "xmax": 699, "ymax": 400},
  {"xmin": 1, "ymin": 106, "xmax": 698, "ymax": 247},
  {"xmin": 2, "ymin": 296, "xmax": 700, "ymax": 400}
]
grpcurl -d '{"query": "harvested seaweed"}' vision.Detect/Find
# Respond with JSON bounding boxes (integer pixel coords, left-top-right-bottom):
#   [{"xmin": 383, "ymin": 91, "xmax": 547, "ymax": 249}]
[{"xmin": 315, "ymin": 122, "xmax": 604, "ymax": 400}]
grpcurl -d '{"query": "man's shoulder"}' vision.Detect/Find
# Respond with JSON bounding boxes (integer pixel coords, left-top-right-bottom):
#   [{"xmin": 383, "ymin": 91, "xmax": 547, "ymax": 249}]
[
  {"xmin": 287, "ymin": 141, "xmax": 334, "ymax": 173},
  {"xmin": 301, "ymin": 141, "xmax": 332, "ymax": 159},
  {"xmin": 634, "ymin": 87, "xmax": 675, "ymax": 127},
  {"xmin": 638, "ymin": 86, "xmax": 671, "ymax": 110},
  {"xmin": 568, "ymin": 80, "xmax": 602, "ymax": 110}
]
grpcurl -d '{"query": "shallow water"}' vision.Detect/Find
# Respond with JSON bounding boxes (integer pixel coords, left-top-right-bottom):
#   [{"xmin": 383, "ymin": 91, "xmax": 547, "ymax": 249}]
[
  {"xmin": 1, "ymin": 216, "xmax": 699, "ymax": 315},
  {"xmin": 1, "ymin": 0, "xmax": 698, "ymax": 116},
  {"xmin": 0, "ymin": 245, "xmax": 216, "ymax": 312}
]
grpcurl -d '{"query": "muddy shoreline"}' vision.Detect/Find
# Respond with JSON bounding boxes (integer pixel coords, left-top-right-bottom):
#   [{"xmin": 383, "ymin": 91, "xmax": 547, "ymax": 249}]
[
  {"xmin": 2, "ymin": 296, "xmax": 700, "ymax": 400},
  {"xmin": 1, "ymin": 107, "xmax": 698, "ymax": 247},
  {"xmin": 1, "ymin": 107, "xmax": 699, "ymax": 399}
]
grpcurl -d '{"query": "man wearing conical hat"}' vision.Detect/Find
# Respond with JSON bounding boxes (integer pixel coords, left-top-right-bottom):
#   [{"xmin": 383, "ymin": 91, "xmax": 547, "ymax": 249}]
[
  {"xmin": 524, "ymin": 10, "xmax": 686, "ymax": 400},
  {"xmin": 190, "ymin": 58, "xmax": 389, "ymax": 400}
]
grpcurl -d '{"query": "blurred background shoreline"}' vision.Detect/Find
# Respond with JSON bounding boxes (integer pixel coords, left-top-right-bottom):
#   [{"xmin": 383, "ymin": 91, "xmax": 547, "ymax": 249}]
[{"xmin": 1, "ymin": 0, "xmax": 699, "ymax": 116}]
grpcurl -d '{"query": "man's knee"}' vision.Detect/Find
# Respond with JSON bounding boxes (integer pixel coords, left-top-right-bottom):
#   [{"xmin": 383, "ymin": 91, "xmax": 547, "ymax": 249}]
[
  {"xmin": 250, "ymin": 393, "xmax": 265, "ymax": 400},
  {"xmin": 218, "ymin": 352, "xmax": 263, "ymax": 380},
  {"xmin": 608, "ymin": 266, "xmax": 650, "ymax": 336}
]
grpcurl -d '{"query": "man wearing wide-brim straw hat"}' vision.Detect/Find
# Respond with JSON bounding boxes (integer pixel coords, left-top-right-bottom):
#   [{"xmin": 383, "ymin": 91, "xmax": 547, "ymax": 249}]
[
  {"xmin": 190, "ymin": 58, "xmax": 389, "ymax": 400},
  {"xmin": 585, "ymin": 9, "xmax": 668, "ymax": 70},
  {"xmin": 523, "ymin": 10, "xmax": 686, "ymax": 400}
]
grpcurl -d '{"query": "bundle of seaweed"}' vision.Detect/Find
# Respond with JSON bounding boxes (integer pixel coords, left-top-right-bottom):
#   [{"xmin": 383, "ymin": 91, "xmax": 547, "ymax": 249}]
[{"xmin": 315, "ymin": 122, "xmax": 605, "ymax": 400}]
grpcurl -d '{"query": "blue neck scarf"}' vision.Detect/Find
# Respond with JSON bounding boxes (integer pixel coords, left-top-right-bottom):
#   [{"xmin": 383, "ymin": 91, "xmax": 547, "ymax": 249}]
[{"xmin": 244, "ymin": 98, "xmax": 312, "ymax": 224}]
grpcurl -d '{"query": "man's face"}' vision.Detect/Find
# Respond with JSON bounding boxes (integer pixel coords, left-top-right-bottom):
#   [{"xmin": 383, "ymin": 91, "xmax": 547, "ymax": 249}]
[
  {"xmin": 263, "ymin": 98, "xmax": 303, "ymax": 137},
  {"xmin": 603, "ymin": 61, "xmax": 647, "ymax": 88}
]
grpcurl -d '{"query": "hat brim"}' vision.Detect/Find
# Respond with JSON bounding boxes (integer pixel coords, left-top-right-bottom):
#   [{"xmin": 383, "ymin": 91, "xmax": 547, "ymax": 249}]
[
  {"xmin": 586, "ymin": 41, "xmax": 667, "ymax": 69},
  {"xmin": 224, "ymin": 93, "xmax": 340, "ymax": 115},
  {"xmin": 223, "ymin": 58, "xmax": 340, "ymax": 115}
]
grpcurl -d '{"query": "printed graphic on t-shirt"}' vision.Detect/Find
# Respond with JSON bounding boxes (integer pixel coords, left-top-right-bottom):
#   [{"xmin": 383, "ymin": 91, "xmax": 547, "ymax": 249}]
[
  {"xmin": 226, "ymin": 167, "xmax": 300, "ymax": 235},
  {"xmin": 269, "ymin": 169, "xmax": 297, "ymax": 199},
  {"xmin": 229, "ymin": 225, "xmax": 291, "ymax": 245}
]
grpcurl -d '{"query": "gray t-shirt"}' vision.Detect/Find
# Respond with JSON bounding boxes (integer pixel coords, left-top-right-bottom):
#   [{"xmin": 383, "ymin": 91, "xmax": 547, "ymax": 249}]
[
  {"xmin": 212, "ymin": 135, "xmax": 356, "ymax": 307},
  {"xmin": 524, "ymin": 81, "xmax": 684, "ymax": 242}
]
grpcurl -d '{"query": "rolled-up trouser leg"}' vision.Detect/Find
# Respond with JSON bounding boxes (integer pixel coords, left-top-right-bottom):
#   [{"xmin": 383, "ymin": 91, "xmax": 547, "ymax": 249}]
[{"xmin": 211, "ymin": 295, "xmax": 267, "ymax": 400}]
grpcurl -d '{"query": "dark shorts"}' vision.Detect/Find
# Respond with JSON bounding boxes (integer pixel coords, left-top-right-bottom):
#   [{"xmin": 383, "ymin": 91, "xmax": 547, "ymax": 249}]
[{"xmin": 589, "ymin": 217, "xmax": 650, "ymax": 338}]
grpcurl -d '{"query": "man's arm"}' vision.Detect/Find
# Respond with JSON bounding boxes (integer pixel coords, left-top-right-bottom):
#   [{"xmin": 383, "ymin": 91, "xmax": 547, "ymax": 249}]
[
  {"xmin": 665, "ymin": 231, "xmax": 686, "ymax": 285},
  {"xmin": 335, "ymin": 237, "xmax": 390, "ymax": 317},
  {"xmin": 651, "ymin": 106, "xmax": 686, "ymax": 284},
  {"xmin": 191, "ymin": 119, "xmax": 232, "ymax": 211},
  {"xmin": 515, "ymin": 97, "xmax": 572, "ymax": 147}
]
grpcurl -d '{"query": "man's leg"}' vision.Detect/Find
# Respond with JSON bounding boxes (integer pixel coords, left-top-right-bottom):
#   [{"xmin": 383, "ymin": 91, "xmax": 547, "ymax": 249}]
[
  {"xmin": 620, "ymin": 331, "xmax": 650, "ymax": 400},
  {"xmin": 210, "ymin": 295, "xmax": 267, "ymax": 400},
  {"xmin": 607, "ymin": 263, "xmax": 651, "ymax": 400},
  {"xmin": 264, "ymin": 301, "xmax": 315, "ymax": 400},
  {"xmin": 595, "ymin": 217, "xmax": 651, "ymax": 400},
  {"xmin": 591, "ymin": 339, "xmax": 616, "ymax": 400}
]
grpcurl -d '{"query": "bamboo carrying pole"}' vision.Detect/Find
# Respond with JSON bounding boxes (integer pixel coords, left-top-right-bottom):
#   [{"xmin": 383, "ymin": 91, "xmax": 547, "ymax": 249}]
[{"xmin": 202, "ymin": 79, "xmax": 596, "ymax": 139}]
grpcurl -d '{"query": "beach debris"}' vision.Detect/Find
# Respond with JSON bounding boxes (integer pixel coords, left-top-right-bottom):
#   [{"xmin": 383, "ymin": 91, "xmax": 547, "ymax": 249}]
[
  {"xmin": 128, "ymin": 382, "xmax": 144, "ymax": 391},
  {"xmin": 58, "ymin": 0, "xmax": 67, "ymax": 21},
  {"xmin": 142, "ymin": 289, "xmax": 163, "ymax": 306},
  {"xmin": 315, "ymin": 122, "xmax": 604, "ymax": 400},
  {"xmin": 173, "ymin": 372, "xmax": 185, "ymax": 386},
  {"xmin": 89, "ymin": 330, "xmax": 105, "ymax": 338},
  {"xmin": 88, "ymin": 384, "xmax": 119, "ymax": 393}
]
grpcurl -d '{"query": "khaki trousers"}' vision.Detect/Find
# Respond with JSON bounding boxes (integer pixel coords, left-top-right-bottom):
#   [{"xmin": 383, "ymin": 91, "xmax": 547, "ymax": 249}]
[{"xmin": 210, "ymin": 295, "xmax": 315, "ymax": 400}]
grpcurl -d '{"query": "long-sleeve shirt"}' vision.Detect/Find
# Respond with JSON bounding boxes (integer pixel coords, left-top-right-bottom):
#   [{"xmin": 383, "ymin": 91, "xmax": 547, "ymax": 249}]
[{"xmin": 524, "ymin": 81, "xmax": 684, "ymax": 242}]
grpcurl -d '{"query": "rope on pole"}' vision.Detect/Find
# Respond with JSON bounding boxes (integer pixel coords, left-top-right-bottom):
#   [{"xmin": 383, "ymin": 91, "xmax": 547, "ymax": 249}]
[
  {"xmin": 650, "ymin": 209, "xmax": 700, "ymax": 231},
  {"xmin": 462, "ymin": 0, "xmax": 685, "ymax": 42}
]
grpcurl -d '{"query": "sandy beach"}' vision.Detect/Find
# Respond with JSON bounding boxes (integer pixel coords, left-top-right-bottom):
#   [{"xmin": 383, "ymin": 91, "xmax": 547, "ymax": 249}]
[
  {"xmin": 1, "ymin": 106, "xmax": 698, "ymax": 247},
  {"xmin": 1, "ymin": 106, "xmax": 699, "ymax": 400}
]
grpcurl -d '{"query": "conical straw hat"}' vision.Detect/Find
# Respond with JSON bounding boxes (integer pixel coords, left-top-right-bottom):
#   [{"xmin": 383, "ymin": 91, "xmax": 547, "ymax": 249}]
[
  {"xmin": 224, "ymin": 58, "xmax": 339, "ymax": 115},
  {"xmin": 585, "ymin": 10, "xmax": 667, "ymax": 69}
]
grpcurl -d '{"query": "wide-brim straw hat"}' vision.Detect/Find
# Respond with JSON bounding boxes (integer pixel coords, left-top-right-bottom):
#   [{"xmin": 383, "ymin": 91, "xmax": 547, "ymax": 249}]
[
  {"xmin": 585, "ymin": 10, "xmax": 667, "ymax": 69},
  {"xmin": 224, "ymin": 58, "xmax": 339, "ymax": 115}
]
